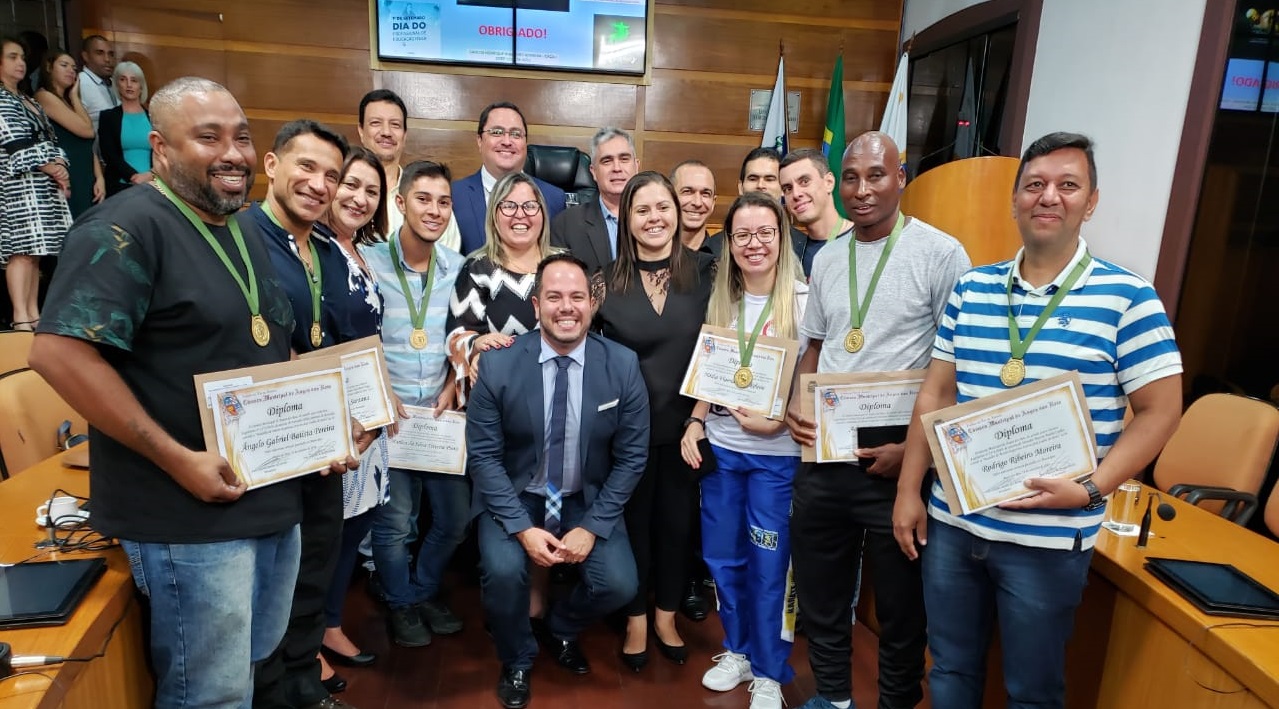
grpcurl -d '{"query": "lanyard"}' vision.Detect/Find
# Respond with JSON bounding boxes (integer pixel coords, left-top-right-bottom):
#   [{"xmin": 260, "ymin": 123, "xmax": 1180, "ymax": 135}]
[
  {"xmin": 737, "ymin": 294, "xmax": 774, "ymax": 369},
  {"xmin": 263, "ymin": 201, "xmax": 323, "ymax": 346},
  {"xmin": 389, "ymin": 233, "xmax": 436, "ymax": 343},
  {"xmin": 1006, "ymin": 252, "xmax": 1092, "ymax": 360},
  {"xmin": 155, "ymin": 178, "xmax": 268, "ymax": 346},
  {"xmin": 847, "ymin": 213, "xmax": 905, "ymax": 330}
]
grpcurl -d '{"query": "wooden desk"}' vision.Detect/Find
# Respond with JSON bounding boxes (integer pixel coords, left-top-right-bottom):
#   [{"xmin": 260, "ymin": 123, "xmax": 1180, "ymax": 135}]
[
  {"xmin": 0, "ymin": 453, "xmax": 152, "ymax": 709},
  {"xmin": 1066, "ymin": 487, "xmax": 1279, "ymax": 708}
]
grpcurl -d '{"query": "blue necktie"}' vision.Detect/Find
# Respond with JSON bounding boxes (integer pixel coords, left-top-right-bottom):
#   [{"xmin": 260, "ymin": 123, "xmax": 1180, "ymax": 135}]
[{"xmin": 544, "ymin": 356, "xmax": 572, "ymax": 535}]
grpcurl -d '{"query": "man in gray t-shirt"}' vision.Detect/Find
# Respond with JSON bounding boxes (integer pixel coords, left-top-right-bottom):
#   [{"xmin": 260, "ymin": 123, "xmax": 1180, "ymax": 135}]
[{"xmin": 785, "ymin": 132, "xmax": 971, "ymax": 709}]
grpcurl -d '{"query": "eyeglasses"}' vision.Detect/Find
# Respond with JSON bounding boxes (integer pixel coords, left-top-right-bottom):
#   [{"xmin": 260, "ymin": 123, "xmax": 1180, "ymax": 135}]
[
  {"xmin": 729, "ymin": 227, "xmax": 779, "ymax": 246},
  {"xmin": 482, "ymin": 127, "xmax": 526, "ymax": 140},
  {"xmin": 497, "ymin": 200, "xmax": 542, "ymax": 217}
]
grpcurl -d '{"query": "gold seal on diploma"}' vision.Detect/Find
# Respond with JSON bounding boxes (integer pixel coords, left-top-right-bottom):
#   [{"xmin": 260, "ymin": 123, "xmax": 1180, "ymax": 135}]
[
  {"xmin": 1000, "ymin": 358, "xmax": 1026, "ymax": 387},
  {"xmin": 733, "ymin": 367, "xmax": 753, "ymax": 388},
  {"xmin": 410, "ymin": 328, "xmax": 428, "ymax": 350},
  {"xmin": 310, "ymin": 322, "xmax": 323, "ymax": 348},
  {"xmin": 251, "ymin": 315, "xmax": 271, "ymax": 347},
  {"xmin": 844, "ymin": 328, "xmax": 864, "ymax": 353}
]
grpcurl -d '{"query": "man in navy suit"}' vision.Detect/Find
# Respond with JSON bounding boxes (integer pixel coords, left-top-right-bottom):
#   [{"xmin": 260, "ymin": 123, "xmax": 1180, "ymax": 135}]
[
  {"xmin": 467, "ymin": 253, "xmax": 648, "ymax": 708},
  {"xmin": 453, "ymin": 101, "xmax": 568, "ymax": 255}
]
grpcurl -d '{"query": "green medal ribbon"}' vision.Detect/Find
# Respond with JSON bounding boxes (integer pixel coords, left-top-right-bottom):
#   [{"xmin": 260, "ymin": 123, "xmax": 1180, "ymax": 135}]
[
  {"xmin": 389, "ymin": 233, "xmax": 436, "ymax": 340},
  {"xmin": 154, "ymin": 178, "xmax": 268, "ymax": 346},
  {"xmin": 1005, "ymin": 252, "xmax": 1092, "ymax": 362},
  {"xmin": 847, "ymin": 213, "xmax": 906, "ymax": 331},
  {"xmin": 736, "ymin": 294, "xmax": 774, "ymax": 369},
  {"xmin": 263, "ymin": 201, "xmax": 322, "ymax": 341}
]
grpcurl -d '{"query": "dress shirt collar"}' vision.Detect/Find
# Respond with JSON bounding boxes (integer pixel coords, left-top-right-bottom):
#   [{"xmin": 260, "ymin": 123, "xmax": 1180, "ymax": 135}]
[
  {"xmin": 481, "ymin": 166, "xmax": 499, "ymax": 198},
  {"xmin": 538, "ymin": 336, "xmax": 586, "ymax": 368}
]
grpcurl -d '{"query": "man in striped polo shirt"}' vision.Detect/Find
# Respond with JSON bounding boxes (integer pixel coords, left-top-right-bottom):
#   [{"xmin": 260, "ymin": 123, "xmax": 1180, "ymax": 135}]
[{"xmin": 893, "ymin": 132, "xmax": 1183, "ymax": 707}]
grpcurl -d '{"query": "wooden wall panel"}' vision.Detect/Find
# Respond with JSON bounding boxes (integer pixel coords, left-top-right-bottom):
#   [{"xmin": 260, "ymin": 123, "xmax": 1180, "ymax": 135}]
[{"xmin": 81, "ymin": 0, "xmax": 904, "ymax": 223}]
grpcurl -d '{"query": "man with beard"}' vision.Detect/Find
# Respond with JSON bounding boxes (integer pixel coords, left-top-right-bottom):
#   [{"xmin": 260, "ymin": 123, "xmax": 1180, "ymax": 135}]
[
  {"xmin": 31, "ymin": 77, "xmax": 353, "ymax": 708},
  {"xmin": 467, "ymin": 253, "xmax": 648, "ymax": 708}
]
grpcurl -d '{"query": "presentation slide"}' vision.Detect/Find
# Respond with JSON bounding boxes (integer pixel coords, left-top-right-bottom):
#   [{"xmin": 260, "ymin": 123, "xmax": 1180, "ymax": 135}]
[{"xmin": 376, "ymin": 0, "xmax": 647, "ymax": 74}]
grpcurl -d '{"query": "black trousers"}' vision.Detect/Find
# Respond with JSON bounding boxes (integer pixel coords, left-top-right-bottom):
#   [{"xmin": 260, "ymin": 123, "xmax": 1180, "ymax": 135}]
[
  {"xmin": 254, "ymin": 474, "xmax": 345, "ymax": 708},
  {"xmin": 623, "ymin": 443, "xmax": 697, "ymax": 616},
  {"xmin": 790, "ymin": 462, "xmax": 927, "ymax": 708}
]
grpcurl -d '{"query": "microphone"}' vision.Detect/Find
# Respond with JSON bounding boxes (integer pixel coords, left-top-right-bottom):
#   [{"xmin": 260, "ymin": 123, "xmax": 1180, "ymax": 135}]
[{"xmin": 1135, "ymin": 492, "xmax": 1177, "ymax": 548}]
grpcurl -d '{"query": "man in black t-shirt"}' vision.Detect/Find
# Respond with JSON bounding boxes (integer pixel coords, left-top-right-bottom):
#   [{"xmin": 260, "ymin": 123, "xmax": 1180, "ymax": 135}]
[{"xmin": 31, "ymin": 77, "xmax": 353, "ymax": 709}]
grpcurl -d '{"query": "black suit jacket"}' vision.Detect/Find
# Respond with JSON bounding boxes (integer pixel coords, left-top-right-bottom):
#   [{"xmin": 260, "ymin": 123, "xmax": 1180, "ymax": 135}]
[
  {"xmin": 466, "ymin": 331, "xmax": 649, "ymax": 540},
  {"xmin": 550, "ymin": 200, "xmax": 614, "ymax": 276},
  {"xmin": 98, "ymin": 106, "xmax": 149, "ymax": 196}
]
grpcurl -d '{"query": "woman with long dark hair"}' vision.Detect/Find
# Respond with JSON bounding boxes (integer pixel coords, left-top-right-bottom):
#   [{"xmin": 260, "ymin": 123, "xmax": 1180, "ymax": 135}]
[
  {"xmin": 596, "ymin": 170, "xmax": 715, "ymax": 670},
  {"xmin": 33, "ymin": 51, "xmax": 102, "ymax": 217}
]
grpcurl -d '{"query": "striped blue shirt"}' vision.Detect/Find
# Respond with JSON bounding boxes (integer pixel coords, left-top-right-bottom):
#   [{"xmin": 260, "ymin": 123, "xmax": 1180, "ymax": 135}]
[
  {"xmin": 928, "ymin": 238, "xmax": 1182, "ymax": 550},
  {"xmin": 362, "ymin": 236, "xmax": 464, "ymax": 407}
]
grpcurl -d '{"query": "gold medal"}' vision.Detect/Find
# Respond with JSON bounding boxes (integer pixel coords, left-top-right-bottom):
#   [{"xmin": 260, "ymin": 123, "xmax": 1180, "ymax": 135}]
[
  {"xmin": 310, "ymin": 322, "xmax": 323, "ymax": 348},
  {"xmin": 844, "ymin": 328, "xmax": 864, "ymax": 353},
  {"xmin": 410, "ymin": 328, "xmax": 428, "ymax": 350},
  {"xmin": 734, "ymin": 366, "xmax": 753, "ymax": 388},
  {"xmin": 251, "ymin": 314, "xmax": 270, "ymax": 347},
  {"xmin": 1000, "ymin": 358, "xmax": 1026, "ymax": 387}
]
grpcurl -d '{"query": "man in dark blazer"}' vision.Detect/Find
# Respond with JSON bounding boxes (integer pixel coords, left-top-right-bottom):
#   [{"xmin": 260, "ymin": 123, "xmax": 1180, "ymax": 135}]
[
  {"xmin": 466, "ymin": 253, "xmax": 649, "ymax": 709},
  {"xmin": 549, "ymin": 127, "xmax": 638, "ymax": 274},
  {"xmin": 453, "ymin": 101, "xmax": 567, "ymax": 255}
]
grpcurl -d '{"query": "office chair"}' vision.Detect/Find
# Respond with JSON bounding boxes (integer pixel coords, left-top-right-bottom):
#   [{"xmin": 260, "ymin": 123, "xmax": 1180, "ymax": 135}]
[
  {"xmin": 0, "ymin": 330, "xmax": 33, "ymax": 376},
  {"xmin": 0, "ymin": 368, "xmax": 87, "ymax": 478},
  {"xmin": 524, "ymin": 145, "xmax": 598, "ymax": 206},
  {"xmin": 1151, "ymin": 393, "xmax": 1279, "ymax": 525}
]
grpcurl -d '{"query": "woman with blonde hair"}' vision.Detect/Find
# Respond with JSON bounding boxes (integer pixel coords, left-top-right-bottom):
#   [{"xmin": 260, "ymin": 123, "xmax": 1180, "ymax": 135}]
[
  {"xmin": 98, "ymin": 61, "xmax": 151, "ymax": 197},
  {"xmin": 680, "ymin": 191, "xmax": 808, "ymax": 709},
  {"xmin": 446, "ymin": 171, "xmax": 557, "ymax": 400}
]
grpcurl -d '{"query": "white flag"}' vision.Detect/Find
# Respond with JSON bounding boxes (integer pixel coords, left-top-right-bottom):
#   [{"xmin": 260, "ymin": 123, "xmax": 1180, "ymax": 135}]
[
  {"xmin": 880, "ymin": 52, "xmax": 909, "ymax": 164},
  {"xmin": 761, "ymin": 55, "xmax": 789, "ymax": 155}
]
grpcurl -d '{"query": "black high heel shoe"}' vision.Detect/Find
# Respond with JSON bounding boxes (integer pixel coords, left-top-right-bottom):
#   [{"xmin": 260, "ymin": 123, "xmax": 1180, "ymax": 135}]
[
  {"xmin": 321, "ymin": 673, "xmax": 347, "ymax": 694},
  {"xmin": 654, "ymin": 633, "xmax": 687, "ymax": 665},
  {"xmin": 620, "ymin": 648, "xmax": 648, "ymax": 672},
  {"xmin": 321, "ymin": 643, "xmax": 377, "ymax": 668}
]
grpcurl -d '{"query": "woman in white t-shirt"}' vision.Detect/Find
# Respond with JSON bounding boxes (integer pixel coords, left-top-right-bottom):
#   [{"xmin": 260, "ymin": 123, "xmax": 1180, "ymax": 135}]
[{"xmin": 680, "ymin": 191, "xmax": 807, "ymax": 709}]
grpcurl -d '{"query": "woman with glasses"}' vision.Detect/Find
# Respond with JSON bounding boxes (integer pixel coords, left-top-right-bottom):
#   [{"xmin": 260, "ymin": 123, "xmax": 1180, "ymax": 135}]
[
  {"xmin": 679, "ymin": 192, "xmax": 807, "ymax": 709},
  {"xmin": 595, "ymin": 170, "xmax": 716, "ymax": 671},
  {"xmin": 446, "ymin": 171, "xmax": 557, "ymax": 403}
]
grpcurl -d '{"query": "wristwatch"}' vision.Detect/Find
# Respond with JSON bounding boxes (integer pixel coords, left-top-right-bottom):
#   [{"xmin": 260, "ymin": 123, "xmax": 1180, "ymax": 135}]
[
  {"xmin": 682, "ymin": 416, "xmax": 705, "ymax": 430},
  {"xmin": 1080, "ymin": 479, "xmax": 1105, "ymax": 511}
]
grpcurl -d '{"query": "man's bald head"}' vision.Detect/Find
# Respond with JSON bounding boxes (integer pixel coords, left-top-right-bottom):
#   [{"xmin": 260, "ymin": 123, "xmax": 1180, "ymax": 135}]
[
  {"xmin": 149, "ymin": 77, "xmax": 237, "ymax": 136},
  {"xmin": 839, "ymin": 130, "xmax": 906, "ymax": 238},
  {"xmin": 843, "ymin": 130, "xmax": 901, "ymax": 167}
]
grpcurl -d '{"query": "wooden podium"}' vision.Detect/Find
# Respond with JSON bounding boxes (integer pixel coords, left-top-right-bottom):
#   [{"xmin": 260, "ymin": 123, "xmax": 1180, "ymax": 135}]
[{"xmin": 900, "ymin": 156, "xmax": 1023, "ymax": 268}]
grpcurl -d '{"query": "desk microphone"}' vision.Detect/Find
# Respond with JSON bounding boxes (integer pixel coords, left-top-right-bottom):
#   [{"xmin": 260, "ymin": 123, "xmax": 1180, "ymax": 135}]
[
  {"xmin": 1135, "ymin": 492, "xmax": 1177, "ymax": 548},
  {"xmin": 0, "ymin": 641, "xmax": 65, "ymax": 677}
]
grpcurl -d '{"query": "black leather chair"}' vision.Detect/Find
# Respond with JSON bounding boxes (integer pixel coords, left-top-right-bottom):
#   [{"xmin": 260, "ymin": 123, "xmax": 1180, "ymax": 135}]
[{"xmin": 524, "ymin": 145, "xmax": 598, "ymax": 207}]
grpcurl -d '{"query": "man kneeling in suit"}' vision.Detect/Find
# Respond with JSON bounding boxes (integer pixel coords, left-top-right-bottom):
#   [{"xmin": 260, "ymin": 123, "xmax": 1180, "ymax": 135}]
[{"xmin": 467, "ymin": 252, "xmax": 649, "ymax": 708}]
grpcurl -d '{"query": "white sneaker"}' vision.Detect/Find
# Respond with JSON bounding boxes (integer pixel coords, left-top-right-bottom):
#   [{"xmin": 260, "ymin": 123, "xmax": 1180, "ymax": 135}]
[
  {"xmin": 702, "ymin": 651, "xmax": 753, "ymax": 691},
  {"xmin": 748, "ymin": 678, "xmax": 785, "ymax": 709}
]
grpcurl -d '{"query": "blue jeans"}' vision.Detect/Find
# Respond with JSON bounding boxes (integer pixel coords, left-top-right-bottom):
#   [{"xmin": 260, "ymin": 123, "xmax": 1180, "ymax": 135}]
[
  {"xmin": 478, "ymin": 492, "xmax": 637, "ymax": 669},
  {"xmin": 922, "ymin": 518, "xmax": 1092, "ymax": 709},
  {"xmin": 370, "ymin": 468, "xmax": 470, "ymax": 609},
  {"xmin": 701, "ymin": 446, "xmax": 797, "ymax": 684},
  {"xmin": 121, "ymin": 526, "xmax": 301, "ymax": 709}
]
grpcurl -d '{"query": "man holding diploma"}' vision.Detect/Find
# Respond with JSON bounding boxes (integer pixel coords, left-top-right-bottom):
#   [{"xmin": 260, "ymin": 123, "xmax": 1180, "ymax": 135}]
[
  {"xmin": 783, "ymin": 132, "xmax": 971, "ymax": 709},
  {"xmin": 363, "ymin": 160, "xmax": 467, "ymax": 648},
  {"xmin": 467, "ymin": 253, "xmax": 648, "ymax": 708},
  {"xmin": 30, "ymin": 78, "xmax": 351, "ymax": 708},
  {"xmin": 893, "ymin": 132, "xmax": 1183, "ymax": 708}
]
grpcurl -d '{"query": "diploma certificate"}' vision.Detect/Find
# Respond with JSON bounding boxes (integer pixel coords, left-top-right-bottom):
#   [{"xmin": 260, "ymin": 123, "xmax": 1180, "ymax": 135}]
[
  {"xmin": 201, "ymin": 363, "xmax": 356, "ymax": 490},
  {"xmin": 922, "ymin": 372, "xmax": 1098, "ymax": 515},
  {"xmin": 385, "ymin": 407, "xmax": 467, "ymax": 475},
  {"xmin": 805, "ymin": 371, "xmax": 926, "ymax": 463},
  {"xmin": 679, "ymin": 325, "xmax": 799, "ymax": 419},
  {"xmin": 300, "ymin": 336, "xmax": 396, "ymax": 430}
]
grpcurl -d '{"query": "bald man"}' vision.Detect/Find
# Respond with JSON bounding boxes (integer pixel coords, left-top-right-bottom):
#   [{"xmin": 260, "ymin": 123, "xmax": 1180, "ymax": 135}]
[
  {"xmin": 30, "ymin": 77, "xmax": 357, "ymax": 708},
  {"xmin": 784, "ymin": 132, "xmax": 972, "ymax": 709}
]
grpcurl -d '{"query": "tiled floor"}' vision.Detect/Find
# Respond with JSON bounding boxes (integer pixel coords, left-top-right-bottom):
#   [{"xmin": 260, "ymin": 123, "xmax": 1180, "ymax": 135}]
[{"xmin": 331, "ymin": 574, "xmax": 930, "ymax": 709}]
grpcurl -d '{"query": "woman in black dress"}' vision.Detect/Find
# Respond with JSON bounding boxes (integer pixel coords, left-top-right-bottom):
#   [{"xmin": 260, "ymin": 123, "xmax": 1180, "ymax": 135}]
[{"xmin": 596, "ymin": 171, "xmax": 715, "ymax": 669}]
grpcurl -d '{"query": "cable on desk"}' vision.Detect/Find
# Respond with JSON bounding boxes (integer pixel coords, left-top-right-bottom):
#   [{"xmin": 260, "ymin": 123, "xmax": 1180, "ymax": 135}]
[
  {"xmin": 1182, "ymin": 619, "xmax": 1279, "ymax": 694},
  {"xmin": 0, "ymin": 670, "xmax": 57, "ymax": 687},
  {"xmin": 21, "ymin": 487, "xmax": 117, "ymax": 561}
]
